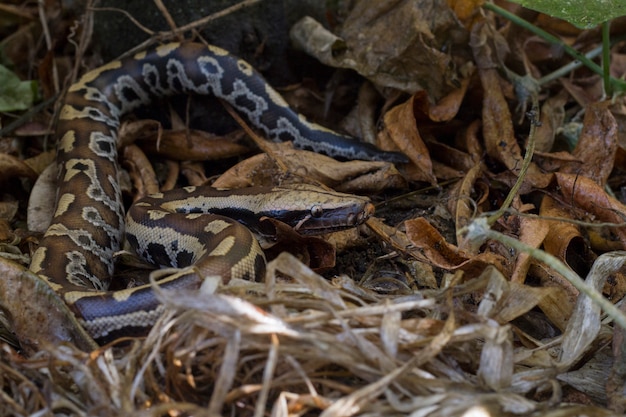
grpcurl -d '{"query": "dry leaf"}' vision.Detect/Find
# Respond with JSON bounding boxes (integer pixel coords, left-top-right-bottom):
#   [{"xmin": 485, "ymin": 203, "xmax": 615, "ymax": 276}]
[
  {"xmin": 291, "ymin": 0, "xmax": 468, "ymax": 100},
  {"xmin": 259, "ymin": 218, "xmax": 337, "ymax": 272},
  {"xmin": 470, "ymin": 20, "xmax": 549, "ymax": 190},
  {"xmin": 0, "ymin": 152, "xmax": 38, "ymax": 181},
  {"xmin": 510, "ymin": 214, "xmax": 550, "ymax": 284},
  {"xmin": 0, "ymin": 258, "xmax": 96, "ymax": 353},
  {"xmin": 556, "ymin": 173, "xmax": 626, "ymax": 247},
  {"xmin": 559, "ymin": 253, "xmax": 626, "ymax": 367},
  {"xmin": 566, "ymin": 101, "xmax": 618, "ymax": 185},
  {"xmin": 540, "ymin": 196, "xmax": 589, "ymax": 273},
  {"xmin": 123, "ymin": 144, "xmax": 160, "ymax": 197},
  {"xmin": 378, "ymin": 94, "xmax": 436, "ymax": 184},
  {"xmin": 405, "ymin": 217, "xmax": 508, "ymax": 276},
  {"xmin": 213, "ymin": 144, "xmax": 405, "ymax": 192},
  {"xmin": 139, "ymin": 129, "xmax": 249, "ymax": 161},
  {"xmin": 535, "ymin": 91, "xmax": 567, "ymax": 152},
  {"xmin": 452, "ymin": 162, "xmax": 485, "ymax": 245}
]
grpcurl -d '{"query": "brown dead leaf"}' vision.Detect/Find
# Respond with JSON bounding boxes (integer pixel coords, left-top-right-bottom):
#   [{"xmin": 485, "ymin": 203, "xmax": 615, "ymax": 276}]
[
  {"xmin": 122, "ymin": 144, "xmax": 160, "ymax": 198},
  {"xmin": 291, "ymin": 0, "xmax": 468, "ymax": 100},
  {"xmin": 452, "ymin": 162, "xmax": 486, "ymax": 246},
  {"xmin": 27, "ymin": 163, "xmax": 56, "ymax": 233},
  {"xmin": 412, "ymin": 71, "xmax": 474, "ymax": 123},
  {"xmin": 0, "ymin": 258, "xmax": 96, "ymax": 354},
  {"xmin": 260, "ymin": 218, "xmax": 336, "ymax": 272},
  {"xmin": 532, "ymin": 276, "xmax": 577, "ymax": 331},
  {"xmin": 560, "ymin": 78, "xmax": 602, "ymax": 108},
  {"xmin": 181, "ymin": 161, "xmax": 209, "ymax": 186},
  {"xmin": 0, "ymin": 152, "xmax": 38, "ymax": 181},
  {"xmin": 469, "ymin": 20, "xmax": 554, "ymax": 185},
  {"xmin": 405, "ymin": 217, "xmax": 508, "ymax": 276},
  {"xmin": 0, "ymin": 200, "xmax": 18, "ymax": 223},
  {"xmin": 426, "ymin": 138, "xmax": 476, "ymax": 174},
  {"xmin": 540, "ymin": 196, "xmax": 590, "ymax": 274},
  {"xmin": 22, "ymin": 150, "xmax": 55, "ymax": 175},
  {"xmin": 556, "ymin": 172, "xmax": 626, "ymax": 247},
  {"xmin": 608, "ymin": 300, "xmax": 626, "ymax": 412},
  {"xmin": 533, "ymin": 150, "xmax": 583, "ymax": 173},
  {"xmin": 118, "ymin": 119, "xmax": 163, "ymax": 147},
  {"xmin": 212, "ymin": 144, "xmax": 405, "ymax": 193},
  {"xmin": 510, "ymin": 214, "xmax": 550, "ymax": 284},
  {"xmin": 449, "ymin": 0, "xmax": 485, "ymax": 25},
  {"xmin": 378, "ymin": 95, "xmax": 436, "ymax": 184},
  {"xmin": 139, "ymin": 129, "xmax": 249, "ymax": 161},
  {"xmin": 477, "ymin": 266, "xmax": 552, "ymax": 326},
  {"xmin": 535, "ymin": 91, "xmax": 567, "ymax": 152},
  {"xmin": 565, "ymin": 101, "xmax": 618, "ymax": 185},
  {"xmin": 162, "ymin": 160, "xmax": 180, "ymax": 191},
  {"xmin": 119, "ymin": 119, "xmax": 250, "ymax": 161}
]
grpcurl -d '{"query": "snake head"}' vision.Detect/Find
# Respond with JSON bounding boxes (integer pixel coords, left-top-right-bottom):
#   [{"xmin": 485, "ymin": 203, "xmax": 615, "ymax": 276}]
[{"xmin": 258, "ymin": 183, "xmax": 375, "ymax": 235}]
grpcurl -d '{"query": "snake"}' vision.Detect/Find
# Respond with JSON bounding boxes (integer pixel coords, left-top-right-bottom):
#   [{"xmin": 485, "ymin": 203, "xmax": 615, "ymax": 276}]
[{"xmin": 28, "ymin": 42, "xmax": 406, "ymax": 342}]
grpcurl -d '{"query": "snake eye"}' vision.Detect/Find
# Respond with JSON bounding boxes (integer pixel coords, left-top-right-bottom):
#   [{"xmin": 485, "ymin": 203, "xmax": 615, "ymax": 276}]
[{"xmin": 310, "ymin": 205, "xmax": 323, "ymax": 218}]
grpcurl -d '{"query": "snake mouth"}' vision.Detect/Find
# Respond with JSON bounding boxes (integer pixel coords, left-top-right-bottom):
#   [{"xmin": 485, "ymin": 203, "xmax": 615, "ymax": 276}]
[{"xmin": 295, "ymin": 202, "xmax": 375, "ymax": 235}]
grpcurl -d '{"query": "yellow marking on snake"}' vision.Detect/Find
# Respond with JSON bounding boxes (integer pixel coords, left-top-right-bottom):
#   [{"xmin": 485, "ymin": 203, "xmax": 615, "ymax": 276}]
[
  {"xmin": 208, "ymin": 235, "xmax": 236, "ymax": 257},
  {"xmin": 156, "ymin": 43, "xmax": 179, "ymax": 57},
  {"xmin": 55, "ymin": 194, "xmax": 75, "ymax": 216},
  {"xmin": 147, "ymin": 210, "xmax": 168, "ymax": 220},
  {"xmin": 69, "ymin": 61, "xmax": 123, "ymax": 91},
  {"xmin": 204, "ymin": 219, "xmax": 231, "ymax": 234},
  {"xmin": 58, "ymin": 130, "xmax": 76, "ymax": 153}
]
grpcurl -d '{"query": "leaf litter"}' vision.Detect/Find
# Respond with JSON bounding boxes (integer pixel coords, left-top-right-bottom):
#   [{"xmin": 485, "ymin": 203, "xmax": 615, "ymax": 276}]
[{"xmin": 2, "ymin": 0, "xmax": 626, "ymax": 415}]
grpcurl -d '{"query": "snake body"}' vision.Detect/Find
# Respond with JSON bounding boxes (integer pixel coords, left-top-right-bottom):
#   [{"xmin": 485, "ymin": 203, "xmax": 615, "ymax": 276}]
[{"xmin": 29, "ymin": 42, "xmax": 403, "ymax": 341}]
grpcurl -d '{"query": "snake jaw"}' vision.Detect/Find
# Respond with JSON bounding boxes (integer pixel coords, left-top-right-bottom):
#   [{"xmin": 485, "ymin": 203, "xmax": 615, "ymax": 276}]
[{"xmin": 295, "ymin": 200, "xmax": 375, "ymax": 235}]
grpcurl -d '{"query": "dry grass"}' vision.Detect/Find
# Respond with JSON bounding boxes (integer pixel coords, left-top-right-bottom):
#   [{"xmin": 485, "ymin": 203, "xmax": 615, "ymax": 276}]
[{"xmin": 1, "ymin": 252, "xmax": 620, "ymax": 416}]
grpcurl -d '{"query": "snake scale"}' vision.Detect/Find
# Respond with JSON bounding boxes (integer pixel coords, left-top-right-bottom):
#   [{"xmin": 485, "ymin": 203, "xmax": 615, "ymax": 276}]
[{"xmin": 29, "ymin": 42, "xmax": 406, "ymax": 342}]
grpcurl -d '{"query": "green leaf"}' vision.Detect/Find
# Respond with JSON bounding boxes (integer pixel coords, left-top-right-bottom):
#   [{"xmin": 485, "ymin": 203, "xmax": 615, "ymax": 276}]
[
  {"xmin": 0, "ymin": 64, "xmax": 37, "ymax": 112},
  {"xmin": 509, "ymin": 0, "xmax": 626, "ymax": 28}
]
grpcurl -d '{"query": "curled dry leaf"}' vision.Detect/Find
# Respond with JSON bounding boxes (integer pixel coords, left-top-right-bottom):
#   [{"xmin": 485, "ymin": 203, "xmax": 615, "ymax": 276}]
[
  {"xmin": 181, "ymin": 161, "xmax": 209, "ymax": 186},
  {"xmin": 510, "ymin": 214, "xmax": 550, "ymax": 284},
  {"xmin": 565, "ymin": 101, "xmax": 618, "ymax": 186},
  {"xmin": 405, "ymin": 217, "xmax": 509, "ymax": 277},
  {"xmin": 532, "ymin": 150, "xmax": 583, "ymax": 173},
  {"xmin": 139, "ymin": 129, "xmax": 249, "ymax": 161},
  {"xmin": 119, "ymin": 119, "xmax": 249, "ymax": 161},
  {"xmin": 27, "ymin": 163, "xmax": 56, "ymax": 233},
  {"xmin": 559, "ymin": 252, "xmax": 626, "ymax": 368},
  {"xmin": 258, "ymin": 218, "xmax": 337, "ymax": 272},
  {"xmin": 0, "ymin": 258, "xmax": 96, "ymax": 354},
  {"xmin": 540, "ymin": 196, "xmax": 589, "ymax": 273},
  {"xmin": 122, "ymin": 144, "xmax": 160, "ymax": 198},
  {"xmin": 212, "ymin": 143, "xmax": 405, "ymax": 193},
  {"xmin": 0, "ymin": 200, "xmax": 18, "ymax": 222},
  {"xmin": 290, "ymin": 0, "xmax": 468, "ymax": 100},
  {"xmin": 378, "ymin": 94, "xmax": 436, "ymax": 184},
  {"xmin": 535, "ymin": 91, "xmax": 567, "ymax": 153},
  {"xmin": 0, "ymin": 152, "xmax": 38, "ymax": 181},
  {"xmin": 118, "ymin": 119, "xmax": 163, "ymax": 148},
  {"xmin": 470, "ymin": 20, "xmax": 548, "ymax": 186},
  {"xmin": 355, "ymin": 81, "xmax": 383, "ymax": 144},
  {"xmin": 411, "ymin": 71, "xmax": 474, "ymax": 123},
  {"xmin": 452, "ymin": 162, "xmax": 485, "ymax": 246},
  {"xmin": 22, "ymin": 149, "xmax": 55, "ymax": 175},
  {"xmin": 608, "ymin": 300, "xmax": 626, "ymax": 412},
  {"xmin": 556, "ymin": 173, "xmax": 626, "ymax": 247},
  {"xmin": 477, "ymin": 266, "xmax": 552, "ymax": 327}
]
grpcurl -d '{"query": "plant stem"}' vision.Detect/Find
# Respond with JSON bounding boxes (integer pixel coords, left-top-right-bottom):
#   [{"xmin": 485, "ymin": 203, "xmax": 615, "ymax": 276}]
[
  {"xmin": 483, "ymin": 2, "xmax": 626, "ymax": 93},
  {"xmin": 602, "ymin": 20, "xmax": 612, "ymax": 96}
]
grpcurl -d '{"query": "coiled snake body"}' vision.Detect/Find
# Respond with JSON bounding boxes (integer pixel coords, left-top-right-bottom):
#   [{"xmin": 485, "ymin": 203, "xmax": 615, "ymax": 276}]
[{"xmin": 29, "ymin": 42, "xmax": 405, "ymax": 341}]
